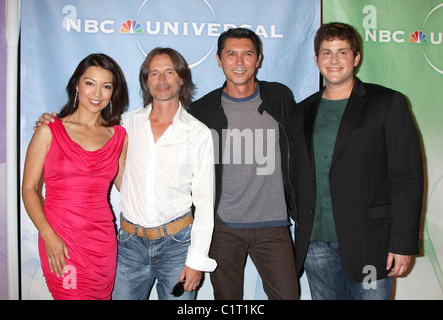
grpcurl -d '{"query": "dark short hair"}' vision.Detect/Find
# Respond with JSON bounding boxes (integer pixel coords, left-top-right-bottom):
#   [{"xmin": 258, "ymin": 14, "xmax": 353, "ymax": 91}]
[
  {"xmin": 139, "ymin": 47, "xmax": 195, "ymax": 108},
  {"xmin": 216, "ymin": 27, "xmax": 262, "ymax": 59},
  {"xmin": 59, "ymin": 53, "xmax": 128, "ymax": 126},
  {"xmin": 314, "ymin": 22, "xmax": 361, "ymax": 57}
]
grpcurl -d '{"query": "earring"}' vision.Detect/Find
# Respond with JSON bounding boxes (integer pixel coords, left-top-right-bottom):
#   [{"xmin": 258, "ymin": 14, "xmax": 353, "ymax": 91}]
[
  {"xmin": 109, "ymin": 100, "xmax": 113, "ymax": 114},
  {"xmin": 73, "ymin": 91, "xmax": 78, "ymax": 108}
]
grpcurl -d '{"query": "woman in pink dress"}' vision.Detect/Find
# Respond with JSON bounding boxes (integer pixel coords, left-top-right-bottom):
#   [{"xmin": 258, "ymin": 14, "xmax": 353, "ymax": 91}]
[{"xmin": 22, "ymin": 54, "xmax": 128, "ymax": 299}]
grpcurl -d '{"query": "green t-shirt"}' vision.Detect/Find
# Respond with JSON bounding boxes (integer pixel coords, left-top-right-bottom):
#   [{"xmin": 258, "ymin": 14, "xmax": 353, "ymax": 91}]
[{"xmin": 310, "ymin": 98, "xmax": 348, "ymax": 242}]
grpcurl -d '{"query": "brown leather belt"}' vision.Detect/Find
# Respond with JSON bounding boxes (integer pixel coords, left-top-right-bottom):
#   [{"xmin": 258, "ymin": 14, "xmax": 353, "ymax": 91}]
[{"xmin": 120, "ymin": 212, "xmax": 193, "ymax": 240}]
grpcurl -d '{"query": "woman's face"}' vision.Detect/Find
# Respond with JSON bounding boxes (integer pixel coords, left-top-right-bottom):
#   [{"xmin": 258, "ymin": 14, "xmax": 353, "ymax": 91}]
[{"xmin": 76, "ymin": 66, "xmax": 114, "ymax": 113}]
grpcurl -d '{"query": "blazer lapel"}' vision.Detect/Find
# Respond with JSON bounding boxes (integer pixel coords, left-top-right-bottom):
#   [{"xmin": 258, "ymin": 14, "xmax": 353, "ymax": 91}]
[
  {"xmin": 331, "ymin": 78, "xmax": 367, "ymax": 169},
  {"xmin": 303, "ymin": 90, "xmax": 323, "ymax": 164}
]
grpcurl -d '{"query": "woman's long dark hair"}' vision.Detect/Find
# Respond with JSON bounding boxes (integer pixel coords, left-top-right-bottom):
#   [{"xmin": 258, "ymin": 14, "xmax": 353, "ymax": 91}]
[{"xmin": 58, "ymin": 53, "xmax": 129, "ymax": 126}]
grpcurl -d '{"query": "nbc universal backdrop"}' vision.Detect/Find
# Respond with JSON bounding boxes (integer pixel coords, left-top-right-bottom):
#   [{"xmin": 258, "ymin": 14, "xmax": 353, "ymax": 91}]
[{"xmin": 19, "ymin": 0, "xmax": 320, "ymax": 300}]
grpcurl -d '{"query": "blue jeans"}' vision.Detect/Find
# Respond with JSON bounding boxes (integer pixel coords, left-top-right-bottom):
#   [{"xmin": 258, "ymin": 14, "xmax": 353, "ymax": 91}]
[
  {"xmin": 112, "ymin": 216, "xmax": 195, "ymax": 300},
  {"xmin": 304, "ymin": 241, "xmax": 392, "ymax": 300}
]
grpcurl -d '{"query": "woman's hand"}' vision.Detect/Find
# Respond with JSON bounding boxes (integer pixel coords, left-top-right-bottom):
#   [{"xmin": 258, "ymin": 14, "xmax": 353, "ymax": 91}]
[{"xmin": 42, "ymin": 231, "xmax": 70, "ymax": 277}]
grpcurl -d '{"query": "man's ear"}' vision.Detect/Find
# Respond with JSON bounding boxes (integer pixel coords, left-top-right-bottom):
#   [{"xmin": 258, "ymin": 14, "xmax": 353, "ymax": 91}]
[
  {"xmin": 256, "ymin": 54, "xmax": 263, "ymax": 68},
  {"xmin": 216, "ymin": 54, "xmax": 222, "ymax": 68},
  {"xmin": 354, "ymin": 52, "xmax": 361, "ymax": 67}
]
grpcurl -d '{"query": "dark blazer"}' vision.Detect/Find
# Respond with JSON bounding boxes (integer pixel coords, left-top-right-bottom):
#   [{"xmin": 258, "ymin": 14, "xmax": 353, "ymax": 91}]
[{"xmin": 291, "ymin": 77, "xmax": 424, "ymax": 281}]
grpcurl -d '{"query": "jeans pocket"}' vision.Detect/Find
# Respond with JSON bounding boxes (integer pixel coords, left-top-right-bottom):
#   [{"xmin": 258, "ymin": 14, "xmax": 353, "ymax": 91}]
[
  {"xmin": 117, "ymin": 228, "xmax": 134, "ymax": 243},
  {"xmin": 171, "ymin": 225, "xmax": 192, "ymax": 244}
]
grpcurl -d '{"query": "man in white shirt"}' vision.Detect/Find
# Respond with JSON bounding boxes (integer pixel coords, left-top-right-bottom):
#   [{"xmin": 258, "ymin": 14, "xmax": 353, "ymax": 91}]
[
  {"xmin": 112, "ymin": 48, "xmax": 216, "ymax": 300},
  {"xmin": 37, "ymin": 48, "xmax": 216, "ymax": 300}
]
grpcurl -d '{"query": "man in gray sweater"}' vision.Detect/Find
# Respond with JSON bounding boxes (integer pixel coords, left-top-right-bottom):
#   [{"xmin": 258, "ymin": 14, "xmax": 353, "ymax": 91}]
[{"xmin": 188, "ymin": 28, "xmax": 299, "ymax": 300}]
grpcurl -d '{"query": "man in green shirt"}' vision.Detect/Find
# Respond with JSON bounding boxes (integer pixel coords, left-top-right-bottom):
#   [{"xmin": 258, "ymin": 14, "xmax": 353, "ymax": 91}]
[{"xmin": 291, "ymin": 22, "xmax": 424, "ymax": 300}]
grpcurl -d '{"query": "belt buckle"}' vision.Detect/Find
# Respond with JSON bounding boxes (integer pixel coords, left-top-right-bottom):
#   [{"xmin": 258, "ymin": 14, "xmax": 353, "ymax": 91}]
[
  {"xmin": 159, "ymin": 225, "xmax": 167, "ymax": 238},
  {"xmin": 144, "ymin": 225, "xmax": 166, "ymax": 239},
  {"xmin": 142, "ymin": 227, "xmax": 149, "ymax": 239}
]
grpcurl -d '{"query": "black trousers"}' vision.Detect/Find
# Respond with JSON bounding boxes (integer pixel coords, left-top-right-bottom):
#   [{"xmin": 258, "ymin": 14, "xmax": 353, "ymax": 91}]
[{"xmin": 209, "ymin": 215, "xmax": 299, "ymax": 300}]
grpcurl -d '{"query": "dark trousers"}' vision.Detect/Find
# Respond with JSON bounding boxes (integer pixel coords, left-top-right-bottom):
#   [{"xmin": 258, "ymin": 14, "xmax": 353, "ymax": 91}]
[{"xmin": 209, "ymin": 215, "xmax": 299, "ymax": 300}]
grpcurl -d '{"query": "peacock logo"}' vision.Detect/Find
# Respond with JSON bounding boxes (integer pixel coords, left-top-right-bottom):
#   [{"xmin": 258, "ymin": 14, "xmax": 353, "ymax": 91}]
[
  {"xmin": 409, "ymin": 30, "xmax": 428, "ymax": 44},
  {"xmin": 120, "ymin": 19, "xmax": 143, "ymax": 34}
]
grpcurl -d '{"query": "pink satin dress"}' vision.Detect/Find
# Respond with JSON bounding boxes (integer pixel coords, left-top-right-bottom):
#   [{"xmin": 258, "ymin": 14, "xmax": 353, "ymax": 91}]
[{"xmin": 38, "ymin": 118, "xmax": 125, "ymax": 300}]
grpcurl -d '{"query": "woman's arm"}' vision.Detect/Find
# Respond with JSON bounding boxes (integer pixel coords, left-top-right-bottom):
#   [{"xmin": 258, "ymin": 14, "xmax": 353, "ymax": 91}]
[{"xmin": 22, "ymin": 124, "xmax": 70, "ymax": 277}]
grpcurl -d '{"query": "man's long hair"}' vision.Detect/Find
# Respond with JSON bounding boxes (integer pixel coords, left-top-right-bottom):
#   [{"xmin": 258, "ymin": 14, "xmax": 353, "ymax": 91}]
[{"xmin": 139, "ymin": 47, "xmax": 196, "ymax": 108}]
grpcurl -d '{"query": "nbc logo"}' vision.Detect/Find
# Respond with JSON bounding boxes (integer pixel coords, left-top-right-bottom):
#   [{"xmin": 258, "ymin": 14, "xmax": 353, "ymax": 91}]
[
  {"xmin": 120, "ymin": 19, "xmax": 143, "ymax": 34},
  {"xmin": 410, "ymin": 31, "xmax": 428, "ymax": 44},
  {"xmin": 362, "ymin": 3, "xmax": 442, "ymax": 75}
]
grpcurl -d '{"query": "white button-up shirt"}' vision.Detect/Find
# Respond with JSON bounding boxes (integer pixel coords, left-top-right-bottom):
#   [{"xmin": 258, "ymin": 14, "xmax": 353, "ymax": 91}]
[{"xmin": 119, "ymin": 104, "xmax": 217, "ymax": 272}]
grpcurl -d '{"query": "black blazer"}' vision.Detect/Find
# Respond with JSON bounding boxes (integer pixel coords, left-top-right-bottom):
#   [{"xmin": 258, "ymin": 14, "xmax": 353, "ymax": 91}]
[{"xmin": 291, "ymin": 77, "xmax": 424, "ymax": 281}]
